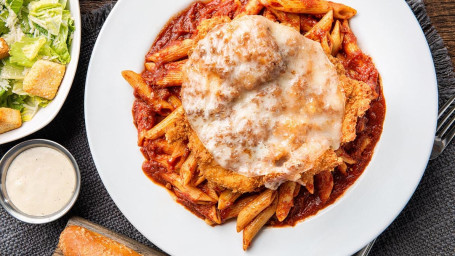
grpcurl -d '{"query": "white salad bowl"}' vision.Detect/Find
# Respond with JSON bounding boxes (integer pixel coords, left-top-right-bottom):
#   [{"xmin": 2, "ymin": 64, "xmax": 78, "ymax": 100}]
[{"xmin": 0, "ymin": 0, "xmax": 81, "ymax": 145}]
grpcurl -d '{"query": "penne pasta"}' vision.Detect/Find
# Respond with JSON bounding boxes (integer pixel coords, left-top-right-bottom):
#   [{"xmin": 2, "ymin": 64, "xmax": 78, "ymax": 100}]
[
  {"xmin": 358, "ymin": 137, "xmax": 372, "ymax": 155},
  {"xmin": 168, "ymin": 142, "xmax": 188, "ymax": 170},
  {"xmin": 154, "ymin": 154, "xmax": 172, "ymax": 170},
  {"xmin": 304, "ymin": 10, "xmax": 333, "ymax": 42},
  {"xmin": 242, "ymin": 197, "xmax": 278, "ymax": 250},
  {"xmin": 204, "ymin": 218, "xmax": 215, "ymax": 226},
  {"xmin": 305, "ymin": 176, "xmax": 314, "ymax": 194},
  {"xmin": 260, "ymin": 0, "xmax": 330, "ymax": 14},
  {"xmin": 330, "ymin": 2, "xmax": 357, "ymax": 20},
  {"xmin": 340, "ymin": 154, "xmax": 356, "ymax": 165},
  {"xmin": 168, "ymin": 95, "xmax": 182, "ymax": 108},
  {"xmin": 268, "ymin": 8, "xmax": 300, "ymax": 31},
  {"xmin": 337, "ymin": 148, "xmax": 356, "ymax": 164},
  {"xmin": 145, "ymin": 62, "xmax": 156, "ymax": 72},
  {"xmin": 237, "ymin": 0, "xmax": 263, "ymax": 17},
  {"xmin": 218, "ymin": 190, "xmax": 242, "ymax": 210},
  {"xmin": 262, "ymin": 8, "xmax": 277, "ymax": 22},
  {"xmin": 155, "ymin": 60, "xmax": 187, "ymax": 87},
  {"xmin": 260, "ymin": 0, "xmax": 356, "ymax": 19},
  {"xmin": 300, "ymin": 14, "xmax": 318, "ymax": 33},
  {"xmin": 144, "ymin": 62, "xmax": 156, "ymax": 72},
  {"xmin": 337, "ymin": 162, "xmax": 348, "ymax": 175},
  {"xmin": 142, "ymin": 106, "xmax": 184, "ymax": 140},
  {"xmin": 330, "ymin": 20, "xmax": 343, "ymax": 56},
  {"xmin": 221, "ymin": 195, "xmax": 256, "ymax": 220},
  {"xmin": 193, "ymin": 174, "xmax": 206, "ymax": 187},
  {"xmin": 341, "ymin": 20, "xmax": 361, "ymax": 58},
  {"xmin": 122, "ymin": 70, "xmax": 150, "ymax": 96},
  {"xmin": 207, "ymin": 205, "xmax": 222, "ymax": 224},
  {"xmin": 236, "ymin": 190, "xmax": 276, "ymax": 232},
  {"xmin": 206, "ymin": 181, "xmax": 220, "ymax": 201},
  {"xmin": 316, "ymin": 171, "xmax": 334, "ymax": 204},
  {"xmin": 293, "ymin": 183, "xmax": 301, "ymax": 197},
  {"xmin": 276, "ymin": 181, "xmax": 297, "ymax": 222},
  {"xmin": 161, "ymin": 171, "xmax": 216, "ymax": 204},
  {"xmin": 121, "ymin": 70, "xmax": 173, "ymax": 112},
  {"xmin": 146, "ymin": 39, "xmax": 194, "ymax": 63},
  {"xmin": 321, "ymin": 34, "xmax": 332, "ymax": 55},
  {"xmin": 180, "ymin": 152, "xmax": 197, "ymax": 185},
  {"xmin": 150, "ymin": 139, "xmax": 175, "ymax": 155}
]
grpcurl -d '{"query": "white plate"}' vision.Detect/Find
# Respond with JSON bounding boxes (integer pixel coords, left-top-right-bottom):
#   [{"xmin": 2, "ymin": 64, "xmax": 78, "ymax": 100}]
[
  {"xmin": 0, "ymin": 0, "xmax": 81, "ymax": 145},
  {"xmin": 85, "ymin": 0, "xmax": 438, "ymax": 255}
]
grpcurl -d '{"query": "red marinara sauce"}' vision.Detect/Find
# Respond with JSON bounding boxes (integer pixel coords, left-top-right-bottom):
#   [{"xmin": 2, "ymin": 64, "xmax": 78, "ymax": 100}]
[{"xmin": 133, "ymin": 0, "xmax": 386, "ymax": 227}]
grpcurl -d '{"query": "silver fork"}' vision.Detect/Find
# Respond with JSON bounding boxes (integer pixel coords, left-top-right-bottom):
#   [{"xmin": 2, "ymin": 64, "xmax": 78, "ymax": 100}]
[
  {"xmin": 354, "ymin": 94, "xmax": 455, "ymax": 255},
  {"xmin": 431, "ymin": 93, "xmax": 455, "ymax": 159}
]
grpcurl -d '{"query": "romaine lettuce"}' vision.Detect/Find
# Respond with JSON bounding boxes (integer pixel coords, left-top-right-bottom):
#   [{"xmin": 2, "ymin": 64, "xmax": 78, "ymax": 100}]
[
  {"xmin": 28, "ymin": 0, "xmax": 63, "ymax": 36},
  {"xmin": 0, "ymin": 78, "xmax": 11, "ymax": 92},
  {"xmin": 0, "ymin": 81, "xmax": 49, "ymax": 121},
  {"xmin": 0, "ymin": 11, "xmax": 10, "ymax": 35},
  {"xmin": 6, "ymin": 0, "xmax": 23, "ymax": 14},
  {"xmin": 12, "ymin": 79, "xmax": 27, "ymax": 94},
  {"xmin": 21, "ymin": 95, "xmax": 49, "ymax": 121},
  {"xmin": 0, "ymin": 0, "xmax": 73, "ymax": 123},
  {"xmin": 0, "ymin": 60, "xmax": 27, "ymax": 79},
  {"xmin": 9, "ymin": 36, "xmax": 46, "ymax": 66},
  {"xmin": 50, "ymin": 9, "xmax": 70, "ymax": 63},
  {"xmin": 0, "ymin": 86, "xmax": 27, "ymax": 111}
]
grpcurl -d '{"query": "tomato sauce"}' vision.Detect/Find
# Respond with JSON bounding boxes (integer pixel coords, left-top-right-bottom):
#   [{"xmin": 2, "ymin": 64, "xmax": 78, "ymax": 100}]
[{"xmin": 134, "ymin": 0, "xmax": 386, "ymax": 227}]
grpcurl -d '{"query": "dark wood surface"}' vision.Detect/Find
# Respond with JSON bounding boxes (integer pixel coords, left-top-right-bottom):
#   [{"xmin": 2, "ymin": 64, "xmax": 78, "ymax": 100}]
[
  {"xmin": 424, "ymin": 0, "xmax": 455, "ymax": 68},
  {"xmin": 80, "ymin": 0, "xmax": 115, "ymax": 12},
  {"xmin": 80, "ymin": 0, "xmax": 455, "ymax": 68}
]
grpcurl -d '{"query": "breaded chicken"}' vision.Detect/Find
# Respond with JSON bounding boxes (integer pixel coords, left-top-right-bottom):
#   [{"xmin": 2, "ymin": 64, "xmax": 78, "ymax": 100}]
[
  {"xmin": 330, "ymin": 56, "xmax": 375, "ymax": 143},
  {"xmin": 161, "ymin": 56, "xmax": 374, "ymax": 193},
  {"xmin": 340, "ymin": 75, "xmax": 375, "ymax": 143},
  {"xmin": 166, "ymin": 115, "xmax": 265, "ymax": 193},
  {"xmin": 166, "ymin": 113, "xmax": 343, "ymax": 193}
]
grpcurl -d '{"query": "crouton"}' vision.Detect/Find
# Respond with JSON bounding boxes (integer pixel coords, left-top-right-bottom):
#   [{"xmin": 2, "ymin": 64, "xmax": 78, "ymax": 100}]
[
  {"xmin": 0, "ymin": 108, "xmax": 22, "ymax": 134},
  {"xmin": 0, "ymin": 38, "xmax": 8, "ymax": 60},
  {"xmin": 23, "ymin": 60, "xmax": 66, "ymax": 100}
]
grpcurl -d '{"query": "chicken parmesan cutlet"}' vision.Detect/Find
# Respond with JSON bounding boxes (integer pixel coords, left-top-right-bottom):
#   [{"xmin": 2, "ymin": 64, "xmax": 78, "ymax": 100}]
[{"xmin": 183, "ymin": 15, "xmax": 345, "ymax": 190}]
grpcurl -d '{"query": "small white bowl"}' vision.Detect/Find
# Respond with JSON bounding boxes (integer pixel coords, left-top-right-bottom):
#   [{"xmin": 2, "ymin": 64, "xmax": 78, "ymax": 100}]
[
  {"xmin": 0, "ymin": 0, "xmax": 81, "ymax": 144},
  {"xmin": 0, "ymin": 139, "xmax": 81, "ymax": 224}
]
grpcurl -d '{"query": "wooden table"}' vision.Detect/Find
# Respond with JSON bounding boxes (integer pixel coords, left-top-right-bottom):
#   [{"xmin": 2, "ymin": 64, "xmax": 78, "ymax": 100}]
[
  {"xmin": 425, "ymin": 0, "xmax": 455, "ymax": 67},
  {"xmin": 80, "ymin": 0, "xmax": 455, "ymax": 68}
]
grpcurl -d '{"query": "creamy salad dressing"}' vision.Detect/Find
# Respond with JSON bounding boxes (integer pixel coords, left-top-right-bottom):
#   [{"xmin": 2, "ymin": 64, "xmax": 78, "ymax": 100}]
[
  {"xmin": 5, "ymin": 146, "xmax": 76, "ymax": 216},
  {"xmin": 183, "ymin": 15, "xmax": 345, "ymax": 188}
]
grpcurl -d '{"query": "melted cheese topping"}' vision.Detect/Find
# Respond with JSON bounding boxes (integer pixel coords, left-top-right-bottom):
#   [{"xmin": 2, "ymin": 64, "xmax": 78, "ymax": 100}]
[{"xmin": 182, "ymin": 15, "xmax": 345, "ymax": 188}]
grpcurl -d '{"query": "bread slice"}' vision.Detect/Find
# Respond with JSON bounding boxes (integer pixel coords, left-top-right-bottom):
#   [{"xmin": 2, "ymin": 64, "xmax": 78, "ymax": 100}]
[
  {"xmin": 0, "ymin": 38, "xmax": 9, "ymax": 60},
  {"xmin": 0, "ymin": 107, "xmax": 22, "ymax": 134},
  {"xmin": 23, "ymin": 60, "xmax": 66, "ymax": 100},
  {"xmin": 58, "ymin": 225, "xmax": 142, "ymax": 256}
]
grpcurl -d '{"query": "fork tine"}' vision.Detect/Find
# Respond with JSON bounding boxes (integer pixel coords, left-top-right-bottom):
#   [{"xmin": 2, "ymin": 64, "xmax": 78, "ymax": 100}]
[
  {"xmin": 431, "ymin": 95, "xmax": 455, "ymax": 160},
  {"xmin": 437, "ymin": 104, "xmax": 455, "ymax": 135},
  {"xmin": 438, "ymin": 94, "xmax": 455, "ymax": 119},
  {"xmin": 443, "ymin": 124, "xmax": 455, "ymax": 147}
]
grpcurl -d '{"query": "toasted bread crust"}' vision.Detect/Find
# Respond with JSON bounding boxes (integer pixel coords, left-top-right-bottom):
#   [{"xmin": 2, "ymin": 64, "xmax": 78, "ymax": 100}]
[{"xmin": 58, "ymin": 225, "xmax": 142, "ymax": 256}]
